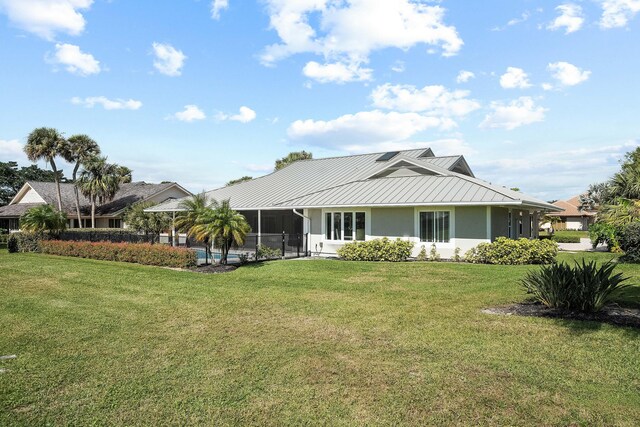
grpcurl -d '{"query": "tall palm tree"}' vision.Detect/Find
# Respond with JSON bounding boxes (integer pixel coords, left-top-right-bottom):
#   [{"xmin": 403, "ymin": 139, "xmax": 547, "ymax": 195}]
[
  {"xmin": 24, "ymin": 127, "xmax": 69, "ymax": 211},
  {"xmin": 64, "ymin": 134, "xmax": 101, "ymax": 228},
  {"xmin": 20, "ymin": 204, "xmax": 67, "ymax": 235},
  {"xmin": 175, "ymin": 193, "xmax": 212, "ymax": 262},
  {"xmin": 116, "ymin": 166, "xmax": 133, "ymax": 184},
  {"xmin": 78, "ymin": 156, "xmax": 121, "ymax": 228},
  {"xmin": 190, "ymin": 199, "xmax": 251, "ymax": 265}
]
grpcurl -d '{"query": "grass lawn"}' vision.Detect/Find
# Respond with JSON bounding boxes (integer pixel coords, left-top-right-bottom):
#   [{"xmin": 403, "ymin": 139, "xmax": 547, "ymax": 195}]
[
  {"xmin": 1, "ymin": 250, "xmax": 639, "ymax": 426},
  {"xmin": 541, "ymin": 230, "xmax": 590, "ymax": 239}
]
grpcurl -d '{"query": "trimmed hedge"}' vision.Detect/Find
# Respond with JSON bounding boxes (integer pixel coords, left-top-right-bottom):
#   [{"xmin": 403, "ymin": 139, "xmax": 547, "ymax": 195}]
[
  {"xmin": 465, "ymin": 237, "xmax": 558, "ymax": 265},
  {"xmin": 40, "ymin": 240, "xmax": 197, "ymax": 268},
  {"xmin": 7, "ymin": 232, "xmax": 46, "ymax": 253},
  {"xmin": 337, "ymin": 238, "xmax": 415, "ymax": 262},
  {"xmin": 57, "ymin": 229, "xmax": 154, "ymax": 243},
  {"xmin": 551, "ymin": 235, "xmax": 581, "ymax": 243}
]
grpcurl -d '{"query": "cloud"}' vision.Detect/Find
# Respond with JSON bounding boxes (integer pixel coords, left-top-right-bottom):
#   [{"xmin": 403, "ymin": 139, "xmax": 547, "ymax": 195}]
[
  {"xmin": 491, "ymin": 11, "xmax": 531, "ymax": 31},
  {"xmin": 480, "ymin": 96, "xmax": 547, "ymax": 130},
  {"xmin": 600, "ymin": 0, "xmax": 640, "ymax": 28},
  {"xmin": 0, "ymin": 139, "xmax": 24, "ymax": 160},
  {"xmin": 499, "ymin": 67, "xmax": 531, "ymax": 89},
  {"xmin": 548, "ymin": 61, "xmax": 591, "ymax": 86},
  {"xmin": 338, "ymin": 138, "xmax": 475, "ymax": 156},
  {"xmin": 370, "ymin": 83, "xmax": 480, "ymax": 117},
  {"xmin": 303, "ymin": 60, "xmax": 372, "ymax": 83},
  {"xmin": 71, "ymin": 96, "xmax": 142, "ymax": 110},
  {"xmin": 0, "ymin": 0, "xmax": 92, "ymax": 40},
  {"xmin": 260, "ymin": 0, "xmax": 462, "ymax": 73},
  {"xmin": 48, "ymin": 43, "xmax": 100, "ymax": 76},
  {"xmin": 456, "ymin": 70, "xmax": 475, "ymax": 83},
  {"xmin": 211, "ymin": 0, "xmax": 228, "ymax": 20},
  {"xmin": 217, "ymin": 106, "xmax": 256, "ymax": 123},
  {"xmin": 547, "ymin": 4, "xmax": 585, "ymax": 34},
  {"xmin": 152, "ymin": 42, "xmax": 186, "ymax": 77},
  {"xmin": 287, "ymin": 110, "xmax": 455, "ymax": 151},
  {"xmin": 171, "ymin": 105, "xmax": 206, "ymax": 122},
  {"xmin": 391, "ymin": 61, "xmax": 405, "ymax": 73}
]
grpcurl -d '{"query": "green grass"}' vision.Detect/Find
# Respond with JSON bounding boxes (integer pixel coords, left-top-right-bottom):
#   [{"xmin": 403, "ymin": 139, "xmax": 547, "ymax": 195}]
[
  {"xmin": 544, "ymin": 230, "xmax": 590, "ymax": 239},
  {"xmin": 1, "ymin": 250, "xmax": 639, "ymax": 426}
]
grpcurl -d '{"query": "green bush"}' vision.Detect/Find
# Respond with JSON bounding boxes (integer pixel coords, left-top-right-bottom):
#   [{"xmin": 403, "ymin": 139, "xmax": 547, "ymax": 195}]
[
  {"xmin": 617, "ymin": 222, "xmax": 640, "ymax": 263},
  {"xmin": 416, "ymin": 245, "xmax": 428, "ymax": 261},
  {"xmin": 57, "ymin": 229, "xmax": 154, "ymax": 243},
  {"xmin": 588, "ymin": 222, "xmax": 619, "ymax": 251},
  {"xmin": 522, "ymin": 261, "xmax": 629, "ymax": 312},
  {"xmin": 337, "ymin": 238, "xmax": 414, "ymax": 262},
  {"xmin": 465, "ymin": 237, "xmax": 557, "ymax": 265},
  {"xmin": 7, "ymin": 234, "xmax": 18, "ymax": 253},
  {"xmin": 256, "ymin": 244, "xmax": 281, "ymax": 260},
  {"xmin": 551, "ymin": 235, "xmax": 581, "ymax": 243},
  {"xmin": 40, "ymin": 240, "xmax": 197, "ymax": 268},
  {"xmin": 6, "ymin": 232, "xmax": 47, "ymax": 253}
]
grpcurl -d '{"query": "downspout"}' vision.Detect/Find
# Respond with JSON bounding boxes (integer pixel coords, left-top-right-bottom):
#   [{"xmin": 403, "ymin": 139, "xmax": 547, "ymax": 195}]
[{"xmin": 293, "ymin": 209, "xmax": 310, "ymax": 256}]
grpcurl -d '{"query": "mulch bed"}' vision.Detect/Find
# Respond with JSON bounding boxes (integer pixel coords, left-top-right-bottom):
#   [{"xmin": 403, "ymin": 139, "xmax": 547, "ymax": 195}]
[
  {"xmin": 189, "ymin": 264, "xmax": 238, "ymax": 274},
  {"xmin": 483, "ymin": 302, "xmax": 640, "ymax": 329}
]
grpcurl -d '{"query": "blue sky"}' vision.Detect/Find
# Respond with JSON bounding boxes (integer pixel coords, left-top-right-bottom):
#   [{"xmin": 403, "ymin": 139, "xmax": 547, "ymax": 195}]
[{"xmin": 0, "ymin": 0, "xmax": 638, "ymax": 200}]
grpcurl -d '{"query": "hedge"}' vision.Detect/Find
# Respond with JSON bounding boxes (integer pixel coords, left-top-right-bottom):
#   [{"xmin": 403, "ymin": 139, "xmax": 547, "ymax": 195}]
[
  {"xmin": 7, "ymin": 232, "xmax": 46, "ymax": 253},
  {"xmin": 337, "ymin": 238, "xmax": 415, "ymax": 262},
  {"xmin": 40, "ymin": 240, "xmax": 197, "ymax": 268},
  {"xmin": 57, "ymin": 229, "xmax": 154, "ymax": 243},
  {"xmin": 465, "ymin": 237, "xmax": 558, "ymax": 265},
  {"xmin": 551, "ymin": 235, "xmax": 581, "ymax": 243}
]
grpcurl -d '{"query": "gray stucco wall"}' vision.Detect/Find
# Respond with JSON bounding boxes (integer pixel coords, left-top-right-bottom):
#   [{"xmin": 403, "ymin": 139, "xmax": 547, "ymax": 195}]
[
  {"xmin": 491, "ymin": 207, "xmax": 509, "ymax": 240},
  {"xmin": 455, "ymin": 206, "xmax": 487, "ymax": 239},
  {"xmin": 308, "ymin": 208, "xmax": 322, "ymax": 235},
  {"xmin": 371, "ymin": 207, "xmax": 414, "ymax": 237},
  {"xmin": 491, "ymin": 207, "xmax": 535, "ymax": 239}
]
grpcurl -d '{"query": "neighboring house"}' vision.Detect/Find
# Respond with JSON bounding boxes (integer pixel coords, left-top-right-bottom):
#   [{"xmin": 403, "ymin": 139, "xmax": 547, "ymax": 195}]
[
  {"xmin": 0, "ymin": 181, "xmax": 191, "ymax": 232},
  {"xmin": 148, "ymin": 148, "xmax": 561, "ymax": 258},
  {"xmin": 543, "ymin": 196, "xmax": 596, "ymax": 231}
]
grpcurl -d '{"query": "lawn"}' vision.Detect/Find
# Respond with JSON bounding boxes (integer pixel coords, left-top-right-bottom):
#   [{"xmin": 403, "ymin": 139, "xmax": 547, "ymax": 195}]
[{"xmin": 1, "ymin": 250, "xmax": 639, "ymax": 426}]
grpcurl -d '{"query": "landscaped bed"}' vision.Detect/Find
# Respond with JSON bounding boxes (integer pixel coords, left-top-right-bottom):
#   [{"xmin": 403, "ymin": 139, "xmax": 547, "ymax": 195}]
[{"xmin": 0, "ymin": 250, "xmax": 638, "ymax": 425}]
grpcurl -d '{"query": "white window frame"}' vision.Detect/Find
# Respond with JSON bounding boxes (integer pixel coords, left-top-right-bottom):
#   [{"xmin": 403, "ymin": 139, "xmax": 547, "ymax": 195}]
[
  {"xmin": 322, "ymin": 210, "xmax": 368, "ymax": 242},
  {"xmin": 414, "ymin": 207, "xmax": 455, "ymax": 247}
]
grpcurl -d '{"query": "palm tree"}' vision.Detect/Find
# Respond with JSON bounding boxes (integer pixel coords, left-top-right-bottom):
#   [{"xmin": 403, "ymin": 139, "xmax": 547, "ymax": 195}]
[
  {"xmin": 116, "ymin": 166, "xmax": 133, "ymax": 184},
  {"xmin": 20, "ymin": 204, "xmax": 67, "ymax": 235},
  {"xmin": 175, "ymin": 193, "xmax": 212, "ymax": 262},
  {"xmin": 24, "ymin": 127, "xmax": 69, "ymax": 211},
  {"xmin": 64, "ymin": 134, "xmax": 101, "ymax": 228},
  {"xmin": 190, "ymin": 199, "xmax": 251, "ymax": 265},
  {"xmin": 78, "ymin": 156, "xmax": 122, "ymax": 228}
]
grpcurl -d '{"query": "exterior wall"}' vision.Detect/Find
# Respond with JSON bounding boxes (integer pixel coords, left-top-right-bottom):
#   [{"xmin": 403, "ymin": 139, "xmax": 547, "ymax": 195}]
[
  {"xmin": 370, "ymin": 207, "xmax": 414, "ymax": 238},
  {"xmin": 17, "ymin": 187, "xmax": 45, "ymax": 204},
  {"xmin": 491, "ymin": 207, "xmax": 538, "ymax": 239},
  {"xmin": 146, "ymin": 186, "xmax": 191, "ymax": 205},
  {"xmin": 491, "ymin": 207, "xmax": 509, "ymax": 240}
]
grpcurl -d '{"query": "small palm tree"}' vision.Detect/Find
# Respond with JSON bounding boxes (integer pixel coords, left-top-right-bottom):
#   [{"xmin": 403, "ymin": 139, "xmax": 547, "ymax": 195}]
[
  {"xmin": 190, "ymin": 199, "xmax": 251, "ymax": 265},
  {"xmin": 78, "ymin": 156, "xmax": 122, "ymax": 228},
  {"xmin": 64, "ymin": 134, "xmax": 101, "ymax": 227},
  {"xmin": 20, "ymin": 204, "xmax": 67, "ymax": 235},
  {"xmin": 175, "ymin": 193, "xmax": 211, "ymax": 258},
  {"xmin": 24, "ymin": 127, "xmax": 69, "ymax": 211}
]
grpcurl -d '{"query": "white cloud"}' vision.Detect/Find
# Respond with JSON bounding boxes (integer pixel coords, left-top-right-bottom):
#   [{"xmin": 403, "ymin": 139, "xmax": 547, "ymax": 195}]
[
  {"xmin": 548, "ymin": 61, "xmax": 591, "ymax": 86},
  {"xmin": 303, "ymin": 60, "xmax": 372, "ymax": 83},
  {"xmin": 499, "ymin": 67, "xmax": 532, "ymax": 89},
  {"xmin": 456, "ymin": 70, "xmax": 475, "ymax": 83},
  {"xmin": 261, "ymin": 0, "xmax": 463, "ymax": 73},
  {"xmin": 370, "ymin": 83, "xmax": 480, "ymax": 117},
  {"xmin": 600, "ymin": 0, "xmax": 640, "ymax": 28},
  {"xmin": 0, "ymin": 0, "xmax": 92, "ymax": 40},
  {"xmin": 171, "ymin": 105, "xmax": 206, "ymax": 122},
  {"xmin": 548, "ymin": 4, "xmax": 584, "ymax": 34},
  {"xmin": 217, "ymin": 106, "xmax": 256, "ymax": 123},
  {"xmin": 391, "ymin": 61, "xmax": 405, "ymax": 73},
  {"xmin": 541, "ymin": 83, "xmax": 554, "ymax": 91},
  {"xmin": 339, "ymin": 138, "xmax": 475, "ymax": 156},
  {"xmin": 48, "ymin": 43, "xmax": 100, "ymax": 76},
  {"xmin": 492, "ymin": 11, "xmax": 531, "ymax": 31},
  {"xmin": 211, "ymin": 0, "xmax": 228, "ymax": 20},
  {"xmin": 480, "ymin": 97, "xmax": 547, "ymax": 130},
  {"xmin": 287, "ymin": 110, "xmax": 455, "ymax": 151},
  {"xmin": 0, "ymin": 139, "xmax": 24, "ymax": 160},
  {"xmin": 152, "ymin": 42, "xmax": 186, "ymax": 77},
  {"xmin": 71, "ymin": 96, "xmax": 142, "ymax": 110}
]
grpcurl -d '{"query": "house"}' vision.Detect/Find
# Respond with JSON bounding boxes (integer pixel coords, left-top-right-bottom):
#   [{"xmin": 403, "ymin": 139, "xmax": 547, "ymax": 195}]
[
  {"xmin": 544, "ymin": 195, "xmax": 596, "ymax": 231},
  {"xmin": 0, "ymin": 181, "xmax": 191, "ymax": 232},
  {"xmin": 147, "ymin": 148, "xmax": 561, "ymax": 258}
]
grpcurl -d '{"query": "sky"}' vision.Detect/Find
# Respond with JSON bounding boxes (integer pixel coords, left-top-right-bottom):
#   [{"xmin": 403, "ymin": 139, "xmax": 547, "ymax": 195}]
[{"xmin": 0, "ymin": 0, "xmax": 639, "ymax": 201}]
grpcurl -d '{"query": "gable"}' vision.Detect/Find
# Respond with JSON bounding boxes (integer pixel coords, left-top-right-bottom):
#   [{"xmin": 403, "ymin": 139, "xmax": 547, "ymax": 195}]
[{"xmin": 12, "ymin": 184, "xmax": 46, "ymax": 205}]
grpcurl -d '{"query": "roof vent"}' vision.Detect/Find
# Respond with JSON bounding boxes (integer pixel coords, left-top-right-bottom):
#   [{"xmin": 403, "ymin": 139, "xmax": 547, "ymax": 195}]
[
  {"xmin": 376, "ymin": 151, "xmax": 399, "ymax": 162},
  {"xmin": 419, "ymin": 148, "xmax": 434, "ymax": 158}
]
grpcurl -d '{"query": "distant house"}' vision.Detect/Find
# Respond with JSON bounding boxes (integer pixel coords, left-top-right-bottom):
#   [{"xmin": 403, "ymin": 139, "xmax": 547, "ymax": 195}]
[
  {"xmin": 148, "ymin": 147, "xmax": 561, "ymax": 258},
  {"xmin": 0, "ymin": 181, "xmax": 191, "ymax": 232},
  {"xmin": 544, "ymin": 195, "xmax": 596, "ymax": 231}
]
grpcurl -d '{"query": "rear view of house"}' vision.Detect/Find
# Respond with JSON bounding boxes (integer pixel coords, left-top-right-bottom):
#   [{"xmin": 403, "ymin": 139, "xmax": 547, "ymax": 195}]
[{"xmin": 544, "ymin": 196, "xmax": 596, "ymax": 231}]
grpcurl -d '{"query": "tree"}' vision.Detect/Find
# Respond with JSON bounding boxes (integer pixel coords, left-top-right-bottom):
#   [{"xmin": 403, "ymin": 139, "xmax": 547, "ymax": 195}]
[
  {"xmin": 1, "ymin": 161, "xmax": 67, "ymax": 206},
  {"xmin": 65, "ymin": 134, "xmax": 101, "ymax": 228},
  {"xmin": 274, "ymin": 151, "xmax": 312, "ymax": 171},
  {"xmin": 175, "ymin": 193, "xmax": 213, "ymax": 263},
  {"xmin": 225, "ymin": 176, "xmax": 253, "ymax": 186},
  {"xmin": 78, "ymin": 156, "xmax": 122, "ymax": 228},
  {"xmin": 190, "ymin": 199, "xmax": 251, "ymax": 265},
  {"xmin": 116, "ymin": 166, "xmax": 133, "ymax": 184},
  {"xmin": 24, "ymin": 127, "xmax": 69, "ymax": 211},
  {"xmin": 124, "ymin": 202, "xmax": 172, "ymax": 244},
  {"xmin": 20, "ymin": 204, "xmax": 67, "ymax": 235}
]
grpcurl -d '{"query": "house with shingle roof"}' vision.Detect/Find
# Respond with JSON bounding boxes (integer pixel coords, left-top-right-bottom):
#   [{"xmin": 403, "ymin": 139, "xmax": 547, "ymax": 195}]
[
  {"xmin": 147, "ymin": 147, "xmax": 561, "ymax": 258},
  {"xmin": 0, "ymin": 181, "xmax": 191, "ymax": 232},
  {"xmin": 545, "ymin": 195, "xmax": 596, "ymax": 231}
]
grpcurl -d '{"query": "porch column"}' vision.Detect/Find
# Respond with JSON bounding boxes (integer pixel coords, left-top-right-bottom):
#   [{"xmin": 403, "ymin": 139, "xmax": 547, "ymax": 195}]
[
  {"xmin": 172, "ymin": 211, "xmax": 176, "ymax": 247},
  {"xmin": 257, "ymin": 209, "xmax": 262, "ymax": 246}
]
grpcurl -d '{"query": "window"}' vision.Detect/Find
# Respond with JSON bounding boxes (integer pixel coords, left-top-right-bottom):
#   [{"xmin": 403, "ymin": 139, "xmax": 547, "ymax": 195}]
[
  {"xmin": 518, "ymin": 213, "xmax": 523, "ymax": 236},
  {"xmin": 508, "ymin": 211, "xmax": 512, "ymax": 237},
  {"xmin": 325, "ymin": 211, "xmax": 366, "ymax": 241},
  {"xmin": 419, "ymin": 211, "xmax": 450, "ymax": 243},
  {"xmin": 109, "ymin": 218, "xmax": 122, "ymax": 228}
]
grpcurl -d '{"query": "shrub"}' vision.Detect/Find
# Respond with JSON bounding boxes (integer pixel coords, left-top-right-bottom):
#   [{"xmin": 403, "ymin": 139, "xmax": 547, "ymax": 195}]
[
  {"xmin": 453, "ymin": 247, "xmax": 462, "ymax": 262},
  {"xmin": 337, "ymin": 238, "xmax": 414, "ymax": 262},
  {"xmin": 429, "ymin": 243, "xmax": 440, "ymax": 261},
  {"xmin": 57, "ymin": 229, "xmax": 154, "ymax": 244},
  {"xmin": 551, "ymin": 235, "xmax": 581, "ymax": 243},
  {"xmin": 465, "ymin": 237, "xmax": 557, "ymax": 265},
  {"xmin": 7, "ymin": 234, "xmax": 18, "ymax": 253},
  {"xmin": 589, "ymin": 222, "xmax": 619, "ymax": 251},
  {"xmin": 618, "ymin": 222, "xmax": 640, "ymax": 263},
  {"xmin": 416, "ymin": 245, "xmax": 428, "ymax": 261},
  {"xmin": 522, "ymin": 261, "xmax": 629, "ymax": 312},
  {"xmin": 5, "ymin": 232, "xmax": 47, "ymax": 253},
  {"xmin": 256, "ymin": 244, "xmax": 281, "ymax": 260},
  {"xmin": 40, "ymin": 240, "xmax": 197, "ymax": 268}
]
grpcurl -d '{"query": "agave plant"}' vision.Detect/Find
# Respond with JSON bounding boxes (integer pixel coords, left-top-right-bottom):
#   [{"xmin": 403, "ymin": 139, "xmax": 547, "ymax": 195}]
[{"xmin": 522, "ymin": 260, "xmax": 630, "ymax": 312}]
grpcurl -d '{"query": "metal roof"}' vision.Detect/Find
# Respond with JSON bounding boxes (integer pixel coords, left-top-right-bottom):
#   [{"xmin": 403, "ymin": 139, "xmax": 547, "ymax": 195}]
[{"xmin": 146, "ymin": 147, "xmax": 561, "ymax": 212}]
